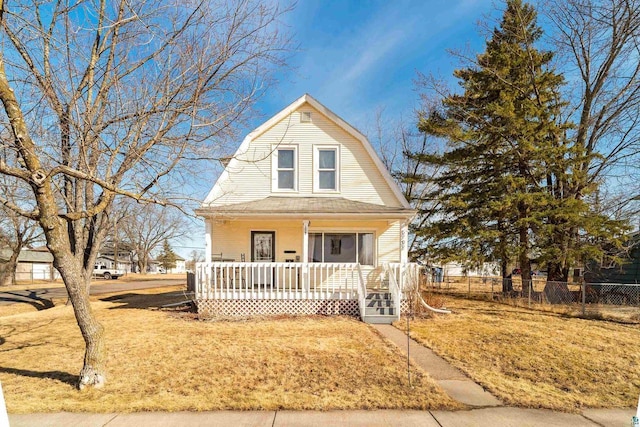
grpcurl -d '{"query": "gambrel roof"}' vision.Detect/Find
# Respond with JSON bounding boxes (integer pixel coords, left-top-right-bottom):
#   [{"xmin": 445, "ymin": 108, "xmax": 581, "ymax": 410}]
[{"xmin": 198, "ymin": 94, "xmax": 413, "ymax": 217}]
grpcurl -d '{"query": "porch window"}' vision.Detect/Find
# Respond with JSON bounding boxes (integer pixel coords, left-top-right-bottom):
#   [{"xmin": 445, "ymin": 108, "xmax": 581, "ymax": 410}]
[
  {"xmin": 272, "ymin": 146, "xmax": 297, "ymax": 191},
  {"xmin": 314, "ymin": 146, "xmax": 339, "ymax": 191},
  {"xmin": 308, "ymin": 232, "xmax": 374, "ymax": 265}
]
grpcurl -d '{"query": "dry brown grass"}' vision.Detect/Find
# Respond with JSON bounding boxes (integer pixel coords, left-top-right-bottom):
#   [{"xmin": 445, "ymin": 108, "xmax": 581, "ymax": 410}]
[
  {"xmin": 398, "ymin": 296, "xmax": 640, "ymax": 411},
  {"xmin": 0, "ymin": 300, "xmax": 62, "ymax": 317},
  {"xmin": 0, "ymin": 290, "xmax": 458, "ymax": 413}
]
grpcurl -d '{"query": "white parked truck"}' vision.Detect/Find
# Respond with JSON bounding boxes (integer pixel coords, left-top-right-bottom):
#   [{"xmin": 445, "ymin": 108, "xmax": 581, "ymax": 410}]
[{"xmin": 93, "ymin": 265, "xmax": 125, "ymax": 280}]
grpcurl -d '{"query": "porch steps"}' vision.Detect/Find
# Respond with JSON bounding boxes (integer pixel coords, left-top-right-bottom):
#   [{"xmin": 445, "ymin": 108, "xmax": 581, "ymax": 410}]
[{"xmin": 362, "ymin": 291, "xmax": 398, "ymax": 324}]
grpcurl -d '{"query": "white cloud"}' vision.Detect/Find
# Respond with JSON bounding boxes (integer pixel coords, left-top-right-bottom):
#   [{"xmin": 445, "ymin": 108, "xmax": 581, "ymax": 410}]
[
  {"xmin": 341, "ymin": 29, "xmax": 406, "ymax": 83},
  {"xmin": 263, "ymin": 0, "xmax": 496, "ymax": 129}
]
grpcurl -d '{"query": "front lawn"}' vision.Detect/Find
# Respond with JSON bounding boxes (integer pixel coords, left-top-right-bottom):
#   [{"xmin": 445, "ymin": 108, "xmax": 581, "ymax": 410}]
[
  {"xmin": 0, "ymin": 289, "xmax": 459, "ymax": 413},
  {"xmin": 399, "ymin": 296, "xmax": 640, "ymax": 411}
]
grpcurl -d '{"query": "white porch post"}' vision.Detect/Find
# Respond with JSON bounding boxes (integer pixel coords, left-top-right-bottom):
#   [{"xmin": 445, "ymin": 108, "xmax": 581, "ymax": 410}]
[
  {"xmin": 400, "ymin": 220, "xmax": 409, "ymax": 292},
  {"xmin": 205, "ymin": 219, "xmax": 212, "ymax": 263},
  {"xmin": 302, "ymin": 220, "xmax": 309, "ymax": 291},
  {"xmin": 400, "ymin": 221, "xmax": 409, "ymax": 264},
  {"xmin": 302, "ymin": 220, "xmax": 309, "ymax": 262}
]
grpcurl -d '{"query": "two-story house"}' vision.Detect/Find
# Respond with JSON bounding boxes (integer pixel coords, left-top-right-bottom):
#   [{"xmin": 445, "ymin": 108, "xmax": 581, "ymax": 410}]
[{"xmin": 195, "ymin": 94, "xmax": 417, "ymax": 323}]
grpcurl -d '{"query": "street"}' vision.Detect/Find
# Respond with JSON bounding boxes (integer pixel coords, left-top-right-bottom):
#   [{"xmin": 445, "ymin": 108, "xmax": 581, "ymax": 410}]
[{"xmin": 0, "ymin": 278, "xmax": 185, "ymax": 307}]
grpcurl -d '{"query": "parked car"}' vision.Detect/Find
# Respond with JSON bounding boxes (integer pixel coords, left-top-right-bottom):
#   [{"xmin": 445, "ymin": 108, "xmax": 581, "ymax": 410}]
[
  {"xmin": 93, "ymin": 265, "xmax": 124, "ymax": 280},
  {"xmin": 511, "ymin": 268, "xmax": 538, "ymax": 276}
]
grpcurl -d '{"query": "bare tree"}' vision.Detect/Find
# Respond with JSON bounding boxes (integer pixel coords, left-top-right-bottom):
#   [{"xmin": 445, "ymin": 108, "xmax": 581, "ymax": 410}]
[
  {"xmin": 0, "ymin": 150, "xmax": 42, "ymax": 285},
  {"xmin": 542, "ymin": 0, "xmax": 640, "ymax": 279},
  {"xmin": 368, "ymin": 109, "xmax": 443, "ymax": 260},
  {"xmin": 0, "ymin": 0, "xmax": 291, "ymax": 388},
  {"xmin": 119, "ymin": 201, "xmax": 189, "ymax": 274},
  {"xmin": 186, "ymin": 249, "xmax": 205, "ymax": 272},
  {"xmin": 0, "ymin": 212, "xmax": 41, "ymax": 285}
]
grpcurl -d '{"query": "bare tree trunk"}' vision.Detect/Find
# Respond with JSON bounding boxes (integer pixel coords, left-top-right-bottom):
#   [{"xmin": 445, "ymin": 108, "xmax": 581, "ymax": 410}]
[
  {"xmin": 50, "ymin": 243, "xmax": 106, "ymax": 389},
  {"xmin": 0, "ymin": 249, "xmax": 19, "ymax": 286},
  {"xmin": 140, "ymin": 253, "xmax": 150, "ymax": 274},
  {"xmin": 64, "ymin": 270, "xmax": 106, "ymax": 389},
  {"xmin": 496, "ymin": 219, "xmax": 513, "ymax": 293}
]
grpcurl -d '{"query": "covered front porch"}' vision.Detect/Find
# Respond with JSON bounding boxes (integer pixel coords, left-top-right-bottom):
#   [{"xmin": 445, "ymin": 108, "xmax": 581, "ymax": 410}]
[
  {"xmin": 194, "ymin": 261, "xmax": 419, "ymax": 322},
  {"xmin": 194, "ymin": 197, "xmax": 417, "ymax": 322}
]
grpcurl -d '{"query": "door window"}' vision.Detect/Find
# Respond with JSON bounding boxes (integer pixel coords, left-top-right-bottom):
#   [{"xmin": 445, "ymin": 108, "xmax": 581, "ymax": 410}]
[{"xmin": 252, "ymin": 231, "xmax": 275, "ymax": 262}]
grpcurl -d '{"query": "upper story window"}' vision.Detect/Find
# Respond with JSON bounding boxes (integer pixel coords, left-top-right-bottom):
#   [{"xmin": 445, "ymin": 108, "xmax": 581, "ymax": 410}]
[
  {"xmin": 272, "ymin": 146, "xmax": 297, "ymax": 192},
  {"xmin": 314, "ymin": 146, "xmax": 339, "ymax": 192}
]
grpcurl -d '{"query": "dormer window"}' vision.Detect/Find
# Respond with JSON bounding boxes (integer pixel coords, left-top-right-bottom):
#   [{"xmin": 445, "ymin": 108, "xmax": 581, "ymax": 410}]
[
  {"xmin": 314, "ymin": 146, "xmax": 339, "ymax": 192},
  {"xmin": 272, "ymin": 146, "xmax": 297, "ymax": 192}
]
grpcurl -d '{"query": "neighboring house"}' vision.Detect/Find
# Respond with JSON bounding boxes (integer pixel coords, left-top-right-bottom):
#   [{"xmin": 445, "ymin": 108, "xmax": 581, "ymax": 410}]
[
  {"xmin": 143, "ymin": 259, "xmax": 160, "ymax": 273},
  {"xmin": 195, "ymin": 94, "xmax": 417, "ymax": 323},
  {"xmin": 0, "ymin": 247, "xmax": 60, "ymax": 281},
  {"xmin": 440, "ymin": 261, "xmax": 500, "ymax": 278},
  {"xmin": 585, "ymin": 232, "xmax": 640, "ymax": 284},
  {"xmin": 95, "ymin": 254, "xmax": 132, "ymax": 273},
  {"xmin": 166, "ymin": 254, "xmax": 186, "ymax": 274}
]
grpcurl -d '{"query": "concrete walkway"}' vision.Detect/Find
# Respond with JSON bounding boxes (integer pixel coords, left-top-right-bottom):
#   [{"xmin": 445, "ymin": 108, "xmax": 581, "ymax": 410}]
[
  {"xmin": 372, "ymin": 324, "xmax": 501, "ymax": 407},
  {"xmin": 8, "ymin": 408, "xmax": 635, "ymax": 426}
]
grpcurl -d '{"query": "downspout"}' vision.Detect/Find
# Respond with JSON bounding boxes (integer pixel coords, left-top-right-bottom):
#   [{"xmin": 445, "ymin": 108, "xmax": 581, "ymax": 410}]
[{"xmin": 205, "ymin": 219, "xmax": 212, "ymax": 263}]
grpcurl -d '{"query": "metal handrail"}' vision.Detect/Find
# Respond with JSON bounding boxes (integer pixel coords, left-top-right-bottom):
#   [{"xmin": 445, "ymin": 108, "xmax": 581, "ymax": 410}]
[{"xmin": 384, "ymin": 262, "xmax": 402, "ymax": 321}]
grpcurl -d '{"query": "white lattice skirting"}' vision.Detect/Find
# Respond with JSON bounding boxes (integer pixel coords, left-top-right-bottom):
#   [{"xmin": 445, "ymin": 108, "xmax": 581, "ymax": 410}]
[
  {"xmin": 400, "ymin": 299, "xmax": 409, "ymax": 314},
  {"xmin": 196, "ymin": 299, "xmax": 360, "ymax": 318}
]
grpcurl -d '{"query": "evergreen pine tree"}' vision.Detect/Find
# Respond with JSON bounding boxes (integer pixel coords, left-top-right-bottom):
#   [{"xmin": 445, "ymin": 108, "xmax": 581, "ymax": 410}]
[
  {"xmin": 408, "ymin": 0, "xmax": 629, "ymax": 285},
  {"xmin": 158, "ymin": 239, "xmax": 178, "ymax": 272},
  {"xmin": 412, "ymin": 0, "xmax": 568, "ymax": 286}
]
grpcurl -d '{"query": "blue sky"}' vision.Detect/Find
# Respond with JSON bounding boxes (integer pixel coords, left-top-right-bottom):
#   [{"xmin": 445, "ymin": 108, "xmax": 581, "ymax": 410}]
[
  {"xmin": 256, "ymin": 0, "xmax": 495, "ymax": 133},
  {"xmin": 178, "ymin": 0, "xmax": 498, "ymax": 257}
]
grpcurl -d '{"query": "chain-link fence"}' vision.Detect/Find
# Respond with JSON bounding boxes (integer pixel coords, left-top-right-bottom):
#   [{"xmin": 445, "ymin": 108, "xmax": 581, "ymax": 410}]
[{"xmin": 426, "ymin": 275, "xmax": 640, "ymax": 322}]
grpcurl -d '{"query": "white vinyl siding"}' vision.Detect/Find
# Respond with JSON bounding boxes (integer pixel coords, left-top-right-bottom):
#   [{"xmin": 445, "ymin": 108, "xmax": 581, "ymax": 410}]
[
  {"xmin": 377, "ymin": 221, "xmax": 401, "ymax": 264},
  {"xmin": 207, "ymin": 105, "xmax": 402, "ymax": 207}
]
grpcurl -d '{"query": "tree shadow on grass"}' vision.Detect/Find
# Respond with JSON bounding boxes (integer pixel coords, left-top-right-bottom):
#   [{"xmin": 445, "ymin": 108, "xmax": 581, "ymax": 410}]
[
  {"xmin": 100, "ymin": 291, "xmax": 193, "ymax": 311},
  {"xmin": 0, "ymin": 366, "xmax": 76, "ymax": 386},
  {"xmin": 0, "ymin": 291, "xmax": 55, "ymax": 311}
]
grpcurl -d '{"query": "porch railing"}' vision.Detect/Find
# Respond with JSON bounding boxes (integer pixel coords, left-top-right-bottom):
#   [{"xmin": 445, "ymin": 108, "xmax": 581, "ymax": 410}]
[{"xmin": 195, "ymin": 262, "xmax": 362, "ymax": 300}]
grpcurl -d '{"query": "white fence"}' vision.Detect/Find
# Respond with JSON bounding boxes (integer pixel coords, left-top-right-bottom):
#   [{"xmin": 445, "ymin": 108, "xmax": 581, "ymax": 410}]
[{"xmin": 195, "ymin": 262, "xmax": 363, "ymax": 300}]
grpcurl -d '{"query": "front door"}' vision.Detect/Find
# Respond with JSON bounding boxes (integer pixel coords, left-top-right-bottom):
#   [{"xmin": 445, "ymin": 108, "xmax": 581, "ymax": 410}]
[{"xmin": 251, "ymin": 231, "xmax": 275, "ymax": 286}]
